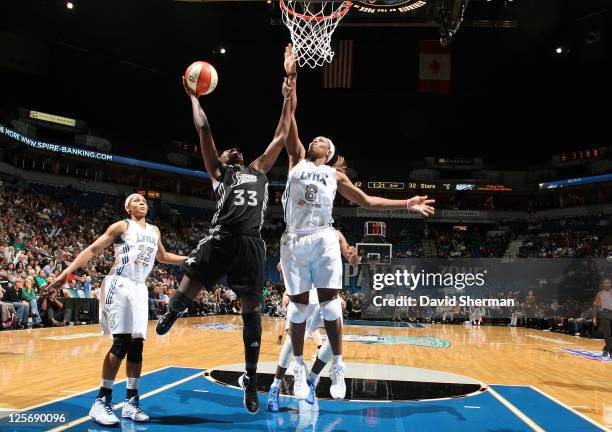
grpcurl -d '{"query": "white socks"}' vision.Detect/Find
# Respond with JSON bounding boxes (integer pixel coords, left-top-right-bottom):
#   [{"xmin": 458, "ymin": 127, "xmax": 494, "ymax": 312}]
[
  {"xmin": 272, "ymin": 377, "xmax": 282, "ymax": 388},
  {"xmin": 126, "ymin": 377, "xmax": 140, "ymax": 391},
  {"xmin": 333, "ymin": 354, "xmax": 343, "ymax": 364},
  {"xmin": 101, "ymin": 379, "xmax": 114, "ymax": 390},
  {"xmin": 294, "ymin": 355, "xmax": 304, "ymax": 366}
]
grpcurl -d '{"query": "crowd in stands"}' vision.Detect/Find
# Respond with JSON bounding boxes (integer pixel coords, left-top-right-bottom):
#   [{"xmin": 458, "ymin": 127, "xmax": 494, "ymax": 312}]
[
  {"xmin": 0, "ymin": 175, "xmax": 609, "ymax": 343},
  {"xmin": 515, "ymin": 214, "xmax": 612, "ymax": 258},
  {"xmin": 0, "ymin": 177, "xmax": 253, "ymax": 329}
]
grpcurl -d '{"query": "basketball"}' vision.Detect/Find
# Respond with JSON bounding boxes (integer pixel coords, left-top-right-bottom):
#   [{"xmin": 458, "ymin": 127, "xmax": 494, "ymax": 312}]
[{"xmin": 184, "ymin": 61, "xmax": 218, "ymax": 96}]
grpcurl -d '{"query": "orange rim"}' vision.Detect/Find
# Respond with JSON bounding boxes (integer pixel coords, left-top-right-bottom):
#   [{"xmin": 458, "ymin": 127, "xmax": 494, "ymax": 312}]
[{"xmin": 280, "ymin": 0, "xmax": 352, "ymax": 22}]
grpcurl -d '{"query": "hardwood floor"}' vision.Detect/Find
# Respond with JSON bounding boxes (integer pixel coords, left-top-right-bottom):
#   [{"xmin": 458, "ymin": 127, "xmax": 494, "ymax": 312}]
[{"xmin": 1, "ymin": 315, "xmax": 610, "ymax": 426}]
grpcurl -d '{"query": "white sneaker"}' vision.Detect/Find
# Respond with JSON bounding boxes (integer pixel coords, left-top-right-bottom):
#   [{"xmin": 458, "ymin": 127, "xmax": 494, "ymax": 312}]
[
  {"xmin": 329, "ymin": 362, "xmax": 346, "ymax": 400},
  {"xmin": 292, "ymin": 363, "xmax": 309, "ymax": 400},
  {"xmin": 121, "ymin": 395, "xmax": 150, "ymax": 422},
  {"xmin": 89, "ymin": 395, "xmax": 120, "ymax": 426}
]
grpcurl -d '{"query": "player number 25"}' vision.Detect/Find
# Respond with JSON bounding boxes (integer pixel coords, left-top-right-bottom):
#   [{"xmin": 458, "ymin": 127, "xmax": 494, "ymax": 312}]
[{"xmin": 233, "ymin": 190, "xmax": 257, "ymax": 206}]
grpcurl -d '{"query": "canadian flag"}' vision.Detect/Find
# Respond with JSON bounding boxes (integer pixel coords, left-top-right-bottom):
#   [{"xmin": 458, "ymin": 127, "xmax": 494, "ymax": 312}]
[{"xmin": 419, "ymin": 40, "xmax": 451, "ymax": 94}]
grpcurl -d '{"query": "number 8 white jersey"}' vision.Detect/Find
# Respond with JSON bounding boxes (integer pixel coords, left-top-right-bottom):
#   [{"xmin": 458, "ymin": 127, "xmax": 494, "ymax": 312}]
[
  {"xmin": 282, "ymin": 159, "xmax": 337, "ymax": 234},
  {"xmin": 108, "ymin": 220, "xmax": 159, "ymax": 283}
]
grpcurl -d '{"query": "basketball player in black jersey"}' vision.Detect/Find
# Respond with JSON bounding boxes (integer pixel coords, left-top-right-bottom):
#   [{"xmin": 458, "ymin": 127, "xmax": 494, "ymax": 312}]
[{"xmin": 156, "ymin": 74, "xmax": 294, "ymax": 414}]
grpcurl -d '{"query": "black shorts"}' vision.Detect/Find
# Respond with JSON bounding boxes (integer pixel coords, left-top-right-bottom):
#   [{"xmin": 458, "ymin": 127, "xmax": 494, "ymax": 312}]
[{"xmin": 180, "ymin": 228, "xmax": 265, "ymax": 298}]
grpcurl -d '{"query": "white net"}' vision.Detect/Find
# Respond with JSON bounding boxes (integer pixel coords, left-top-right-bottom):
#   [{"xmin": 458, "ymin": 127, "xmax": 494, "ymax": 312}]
[{"xmin": 280, "ymin": 0, "xmax": 352, "ymax": 69}]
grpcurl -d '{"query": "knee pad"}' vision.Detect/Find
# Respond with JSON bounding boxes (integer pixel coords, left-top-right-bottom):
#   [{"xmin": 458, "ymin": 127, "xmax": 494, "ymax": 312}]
[
  {"xmin": 287, "ymin": 302, "xmax": 308, "ymax": 324},
  {"xmin": 127, "ymin": 338, "xmax": 144, "ymax": 363},
  {"xmin": 110, "ymin": 334, "xmax": 132, "ymax": 359},
  {"xmin": 278, "ymin": 335, "xmax": 293, "ymax": 369},
  {"xmin": 320, "ymin": 297, "xmax": 342, "ymax": 321},
  {"xmin": 316, "ymin": 341, "xmax": 333, "ymax": 364},
  {"xmin": 242, "ymin": 311, "xmax": 262, "ymax": 346}
]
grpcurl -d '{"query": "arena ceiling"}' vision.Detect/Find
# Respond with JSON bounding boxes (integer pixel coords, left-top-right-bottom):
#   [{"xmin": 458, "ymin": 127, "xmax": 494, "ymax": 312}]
[{"xmin": 0, "ymin": 0, "xmax": 609, "ymax": 169}]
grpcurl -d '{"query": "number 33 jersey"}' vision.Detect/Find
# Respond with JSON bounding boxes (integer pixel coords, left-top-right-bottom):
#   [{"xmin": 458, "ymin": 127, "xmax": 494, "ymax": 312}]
[
  {"xmin": 211, "ymin": 165, "xmax": 269, "ymax": 236},
  {"xmin": 282, "ymin": 159, "xmax": 337, "ymax": 234},
  {"xmin": 109, "ymin": 220, "xmax": 159, "ymax": 283}
]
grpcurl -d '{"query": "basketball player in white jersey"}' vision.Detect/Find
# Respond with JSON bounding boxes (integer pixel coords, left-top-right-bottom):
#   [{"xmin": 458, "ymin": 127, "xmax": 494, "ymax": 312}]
[
  {"xmin": 268, "ymin": 229, "xmax": 358, "ymax": 412},
  {"xmin": 281, "ymin": 45, "xmax": 436, "ymax": 399},
  {"xmin": 47, "ymin": 193, "xmax": 187, "ymax": 426}
]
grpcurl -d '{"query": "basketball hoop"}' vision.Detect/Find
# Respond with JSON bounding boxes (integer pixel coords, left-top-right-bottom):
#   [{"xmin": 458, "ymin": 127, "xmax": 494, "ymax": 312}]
[{"xmin": 280, "ymin": 0, "xmax": 352, "ymax": 69}]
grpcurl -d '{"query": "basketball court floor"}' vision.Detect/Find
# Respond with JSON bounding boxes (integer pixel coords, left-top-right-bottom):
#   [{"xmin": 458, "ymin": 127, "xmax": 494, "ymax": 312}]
[{"xmin": 1, "ymin": 316, "xmax": 610, "ymax": 431}]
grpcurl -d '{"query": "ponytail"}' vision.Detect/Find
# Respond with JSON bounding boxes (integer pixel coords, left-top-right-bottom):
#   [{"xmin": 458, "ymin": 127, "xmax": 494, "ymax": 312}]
[{"xmin": 328, "ymin": 154, "xmax": 347, "ymax": 174}]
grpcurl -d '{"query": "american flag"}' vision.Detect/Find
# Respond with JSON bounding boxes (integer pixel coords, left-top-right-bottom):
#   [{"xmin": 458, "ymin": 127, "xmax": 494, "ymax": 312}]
[{"xmin": 323, "ymin": 40, "xmax": 354, "ymax": 89}]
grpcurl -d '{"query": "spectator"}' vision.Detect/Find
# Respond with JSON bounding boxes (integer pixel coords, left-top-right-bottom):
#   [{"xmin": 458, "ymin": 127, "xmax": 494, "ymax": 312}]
[
  {"xmin": 0, "ymin": 284, "xmax": 17, "ymax": 329},
  {"xmin": 40, "ymin": 287, "xmax": 72, "ymax": 326},
  {"xmin": 22, "ymin": 277, "xmax": 42, "ymax": 327},
  {"xmin": 593, "ymin": 278, "xmax": 612, "ymax": 358},
  {"xmin": 34, "ymin": 269, "xmax": 47, "ymax": 290},
  {"xmin": 4, "ymin": 279, "xmax": 30, "ymax": 328}
]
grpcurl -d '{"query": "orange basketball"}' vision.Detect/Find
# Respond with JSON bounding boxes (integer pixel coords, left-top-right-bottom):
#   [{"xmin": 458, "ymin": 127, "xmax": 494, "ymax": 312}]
[{"xmin": 184, "ymin": 61, "xmax": 218, "ymax": 96}]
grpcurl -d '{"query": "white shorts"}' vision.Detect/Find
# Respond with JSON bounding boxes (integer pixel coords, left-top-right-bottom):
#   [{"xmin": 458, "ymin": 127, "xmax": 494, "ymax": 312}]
[
  {"xmin": 100, "ymin": 274, "xmax": 149, "ymax": 339},
  {"xmin": 280, "ymin": 227, "xmax": 342, "ymax": 296}
]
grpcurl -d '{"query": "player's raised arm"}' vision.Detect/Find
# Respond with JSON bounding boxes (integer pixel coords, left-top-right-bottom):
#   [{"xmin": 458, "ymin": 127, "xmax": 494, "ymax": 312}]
[
  {"xmin": 250, "ymin": 76, "xmax": 295, "ymax": 174},
  {"xmin": 153, "ymin": 227, "xmax": 188, "ymax": 265},
  {"xmin": 283, "ymin": 44, "xmax": 306, "ymax": 170},
  {"xmin": 336, "ymin": 171, "xmax": 436, "ymax": 216},
  {"xmin": 47, "ymin": 221, "xmax": 127, "ymax": 290},
  {"xmin": 183, "ymin": 78, "xmax": 222, "ymax": 180}
]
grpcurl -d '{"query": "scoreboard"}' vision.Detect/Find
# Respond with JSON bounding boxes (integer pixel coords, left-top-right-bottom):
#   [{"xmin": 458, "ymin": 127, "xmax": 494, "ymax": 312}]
[
  {"xmin": 135, "ymin": 189, "xmax": 161, "ymax": 200},
  {"xmin": 358, "ymin": 181, "xmax": 513, "ymax": 192},
  {"xmin": 367, "ymin": 181, "xmax": 404, "ymax": 190}
]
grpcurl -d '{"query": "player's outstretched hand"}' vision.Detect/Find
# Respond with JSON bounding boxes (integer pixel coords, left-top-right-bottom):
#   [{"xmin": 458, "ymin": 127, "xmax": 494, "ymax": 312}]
[
  {"xmin": 409, "ymin": 195, "xmax": 436, "ymax": 217},
  {"xmin": 284, "ymin": 43, "xmax": 296, "ymax": 76},
  {"xmin": 46, "ymin": 271, "xmax": 67, "ymax": 292},
  {"xmin": 182, "ymin": 77, "xmax": 196, "ymax": 97}
]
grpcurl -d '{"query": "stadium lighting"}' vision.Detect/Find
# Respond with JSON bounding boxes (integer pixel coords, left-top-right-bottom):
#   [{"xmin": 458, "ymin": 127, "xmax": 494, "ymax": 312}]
[
  {"xmin": 219, "ymin": 47, "xmax": 227, "ymax": 54},
  {"xmin": 555, "ymin": 47, "xmax": 563, "ymax": 54},
  {"xmin": 66, "ymin": 1, "xmax": 74, "ymax": 9}
]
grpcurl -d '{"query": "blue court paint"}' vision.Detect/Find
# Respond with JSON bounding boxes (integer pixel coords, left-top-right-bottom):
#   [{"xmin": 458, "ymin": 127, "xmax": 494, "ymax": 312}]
[
  {"xmin": 345, "ymin": 320, "xmax": 426, "ymax": 328},
  {"xmin": 491, "ymin": 385, "xmax": 604, "ymax": 432},
  {"xmin": 560, "ymin": 348, "xmax": 612, "ymax": 362},
  {"xmin": 62, "ymin": 372, "xmax": 529, "ymax": 432},
  {"xmin": 0, "ymin": 367, "xmax": 203, "ymax": 432},
  {"xmin": 2, "ymin": 368, "xmax": 603, "ymax": 432}
]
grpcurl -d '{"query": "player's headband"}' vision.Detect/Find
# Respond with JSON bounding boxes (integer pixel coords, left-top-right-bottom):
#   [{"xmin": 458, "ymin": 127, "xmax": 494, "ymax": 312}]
[
  {"xmin": 124, "ymin": 193, "xmax": 141, "ymax": 213},
  {"xmin": 325, "ymin": 138, "xmax": 335, "ymax": 163}
]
